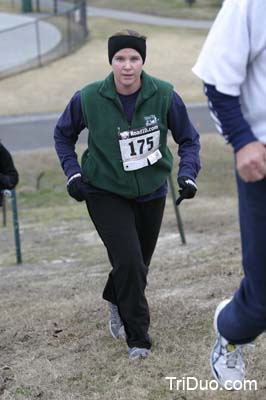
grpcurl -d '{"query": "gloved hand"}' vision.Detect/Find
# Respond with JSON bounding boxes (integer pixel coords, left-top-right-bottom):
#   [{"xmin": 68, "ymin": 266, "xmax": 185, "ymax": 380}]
[
  {"xmin": 67, "ymin": 173, "xmax": 90, "ymax": 202},
  {"xmin": 0, "ymin": 173, "xmax": 12, "ymax": 190},
  {"xmin": 176, "ymin": 176, "xmax": 197, "ymax": 206}
]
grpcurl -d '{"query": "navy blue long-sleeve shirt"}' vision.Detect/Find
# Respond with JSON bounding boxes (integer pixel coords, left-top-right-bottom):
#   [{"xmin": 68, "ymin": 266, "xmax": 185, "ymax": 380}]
[
  {"xmin": 204, "ymin": 83, "xmax": 258, "ymax": 152},
  {"xmin": 54, "ymin": 90, "xmax": 200, "ymax": 201}
]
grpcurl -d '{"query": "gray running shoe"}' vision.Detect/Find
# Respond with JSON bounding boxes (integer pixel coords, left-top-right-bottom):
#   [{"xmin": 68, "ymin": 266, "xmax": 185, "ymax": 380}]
[
  {"xmin": 128, "ymin": 347, "xmax": 150, "ymax": 360},
  {"xmin": 108, "ymin": 302, "xmax": 125, "ymax": 339},
  {"xmin": 211, "ymin": 299, "xmax": 245, "ymax": 390}
]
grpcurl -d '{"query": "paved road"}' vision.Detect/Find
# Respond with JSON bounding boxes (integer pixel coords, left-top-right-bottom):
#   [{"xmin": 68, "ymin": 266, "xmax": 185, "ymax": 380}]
[
  {"xmin": 0, "ymin": 104, "xmax": 214, "ymax": 152},
  {"xmin": 0, "ymin": 13, "xmax": 61, "ymax": 75}
]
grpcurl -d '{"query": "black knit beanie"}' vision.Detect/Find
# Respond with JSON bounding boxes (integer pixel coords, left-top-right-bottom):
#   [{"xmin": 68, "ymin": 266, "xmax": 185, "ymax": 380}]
[{"xmin": 108, "ymin": 29, "xmax": 147, "ymax": 64}]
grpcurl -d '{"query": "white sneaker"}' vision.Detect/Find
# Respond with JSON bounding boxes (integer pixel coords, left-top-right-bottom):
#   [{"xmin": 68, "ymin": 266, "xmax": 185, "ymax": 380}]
[
  {"xmin": 210, "ymin": 299, "xmax": 245, "ymax": 390},
  {"xmin": 108, "ymin": 302, "xmax": 125, "ymax": 339},
  {"xmin": 128, "ymin": 347, "xmax": 150, "ymax": 360}
]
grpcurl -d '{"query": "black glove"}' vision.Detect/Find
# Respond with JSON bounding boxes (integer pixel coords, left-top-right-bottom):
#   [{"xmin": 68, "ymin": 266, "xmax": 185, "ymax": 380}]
[
  {"xmin": 0, "ymin": 173, "xmax": 12, "ymax": 190},
  {"xmin": 176, "ymin": 176, "xmax": 197, "ymax": 206},
  {"xmin": 67, "ymin": 174, "xmax": 90, "ymax": 202}
]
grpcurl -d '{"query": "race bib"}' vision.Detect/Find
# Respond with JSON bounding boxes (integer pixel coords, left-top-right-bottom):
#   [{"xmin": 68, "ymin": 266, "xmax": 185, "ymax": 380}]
[{"xmin": 118, "ymin": 122, "xmax": 162, "ymax": 171}]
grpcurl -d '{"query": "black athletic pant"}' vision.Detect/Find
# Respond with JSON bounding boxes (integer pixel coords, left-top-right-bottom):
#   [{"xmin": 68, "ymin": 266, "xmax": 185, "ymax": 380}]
[{"xmin": 86, "ymin": 192, "xmax": 166, "ymax": 349}]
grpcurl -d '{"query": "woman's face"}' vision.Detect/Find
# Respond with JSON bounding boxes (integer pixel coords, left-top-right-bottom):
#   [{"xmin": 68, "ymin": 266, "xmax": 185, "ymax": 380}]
[{"xmin": 112, "ymin": 48, "xmax": 143, "ymax": 95}]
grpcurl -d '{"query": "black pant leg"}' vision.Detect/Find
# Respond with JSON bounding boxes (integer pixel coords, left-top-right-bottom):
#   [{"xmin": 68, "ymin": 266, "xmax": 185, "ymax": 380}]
[
  {"xmin": 86, "ymin": 192, "xmax": 151, "ymax": 349},
  {"xmin": 134, "ymin": 196, "xmax": 166, "ymax": 267}
]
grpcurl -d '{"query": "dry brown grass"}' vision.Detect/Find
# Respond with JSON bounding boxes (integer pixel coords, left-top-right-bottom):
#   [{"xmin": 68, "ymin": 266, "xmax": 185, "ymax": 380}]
[
  {"xmin": 0, "ymin": 2, "xmax": 19, "ymax": 13},
  {"xmin": 0, "ymin": 17, "xmax": 206, "ymax": 116},
  {"xmin": 0, "ymin": 134, "xmax": 265, "ymax": 399},
  {"xmin": 1, "ymin": 6, "xmax": 263, "ymax": 399},
  {"xmin": 87, "ymin": 0, "xmax": 221, "ymax": 20}
]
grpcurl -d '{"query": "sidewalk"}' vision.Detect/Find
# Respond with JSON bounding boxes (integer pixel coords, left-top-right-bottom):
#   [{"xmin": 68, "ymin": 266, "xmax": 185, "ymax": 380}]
[{"xmin": 0, "ymin": 12, "xmax": 61, "ymax": 74}]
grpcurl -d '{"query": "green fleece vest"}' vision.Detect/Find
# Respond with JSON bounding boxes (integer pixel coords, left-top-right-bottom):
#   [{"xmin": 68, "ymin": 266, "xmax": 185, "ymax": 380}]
[{"xmin": 80, "ymin": 71, "xmax": 173, "ymax": 198}]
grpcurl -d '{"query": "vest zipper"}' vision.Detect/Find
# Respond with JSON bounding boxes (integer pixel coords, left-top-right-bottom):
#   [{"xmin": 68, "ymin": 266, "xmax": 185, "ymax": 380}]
[
  {"xmin": 114, "ymin": 97, "xmax": 141, "ymax": 197},
  {"xmin": 127, "ymin": 122, "xmax": 141, "ymax": 197}
]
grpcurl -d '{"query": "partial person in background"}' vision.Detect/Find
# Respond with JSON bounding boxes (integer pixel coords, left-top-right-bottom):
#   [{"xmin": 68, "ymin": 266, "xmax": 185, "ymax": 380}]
[
  {"xmin": 193, "ymin": 0, "xmax": 266, "ymax": 390},
  {"xmin": 0, "ymin": 142, "xmax": 19, "ymax": 207},
  {"xmin": 54, "ymin": 29, "xmax": 200, "ymax": 360}
]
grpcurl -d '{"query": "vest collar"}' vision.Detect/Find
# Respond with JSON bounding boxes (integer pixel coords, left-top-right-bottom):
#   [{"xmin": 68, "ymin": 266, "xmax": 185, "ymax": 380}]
[{"xmin": 99, "ymin": 71, "xmax": 158, "ymax": 109}]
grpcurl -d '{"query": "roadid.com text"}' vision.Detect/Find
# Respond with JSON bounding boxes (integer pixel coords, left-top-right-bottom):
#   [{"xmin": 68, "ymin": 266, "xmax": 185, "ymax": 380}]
[{"xmin": 165, "ymin": 376, "xmax": 257, "ymax": 391}]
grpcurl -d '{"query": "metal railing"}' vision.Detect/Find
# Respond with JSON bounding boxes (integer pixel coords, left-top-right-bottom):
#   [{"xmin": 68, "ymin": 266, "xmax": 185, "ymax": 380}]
[
  {"xmin": 1, "ymin": 189, "xmax": 22, "ymax": 264},
  {"xmin": 168, "ymin": 175, "xmax": 186, "ymax": 245},
  {"xmin": 0, "ymin": 0, "xmax": 88, "ymax": 79}
]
